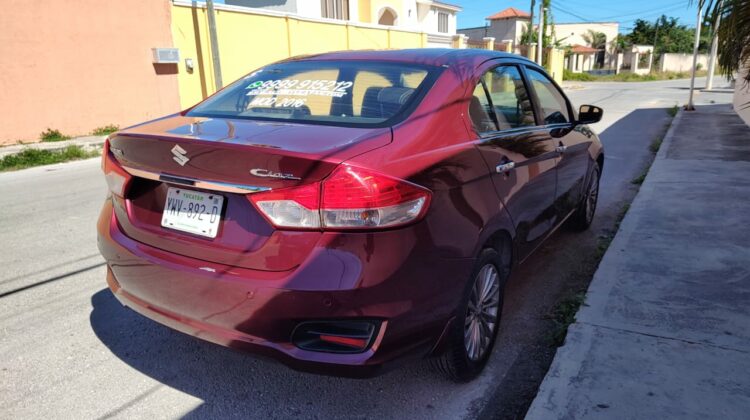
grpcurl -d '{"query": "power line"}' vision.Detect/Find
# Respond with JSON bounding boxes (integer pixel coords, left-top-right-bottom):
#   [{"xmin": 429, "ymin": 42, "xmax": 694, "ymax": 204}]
[
  {"xmin": 597, "ymin": 0, "xmax": 686, "ymax": 21},
  {"xmin": 618, "ymin": 5, "xmax": 694, "ymax": 24},
  {"xmin": 550, "ymin": 4, "xmax": 595, "ymax": 23},
  {"xmin": 552, "ymin": 2, "xmax": 689, "ymax": 26}
]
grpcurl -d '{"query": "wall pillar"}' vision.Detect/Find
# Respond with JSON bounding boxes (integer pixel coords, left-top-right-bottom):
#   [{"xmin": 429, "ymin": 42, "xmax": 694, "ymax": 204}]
[
  {"xmin": 452, "ymin": 34, "xmax": 467, "ymax": 49},
  {"xmin": 501, "ymin": 39, "xmax": 513, "ymax": 53},
  {"xmin": 482, "ymin": 37, "xmax": 495, "ymax": 50},
  {"xmin": 526, "ymin": 44, "xmax": 536, "ymax": 60},
  {"xmin": 546, "ymin": 48, "xmax": 564, "ymax": 84}
]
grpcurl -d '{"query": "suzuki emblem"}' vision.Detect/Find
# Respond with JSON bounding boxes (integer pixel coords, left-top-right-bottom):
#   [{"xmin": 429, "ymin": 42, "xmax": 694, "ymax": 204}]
[{"xmin": 171, "ymin": 145, "xmax": 189, "ymax": 166}]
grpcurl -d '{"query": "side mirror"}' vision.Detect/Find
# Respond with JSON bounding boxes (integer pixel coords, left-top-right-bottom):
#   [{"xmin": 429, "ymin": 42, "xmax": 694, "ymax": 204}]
[{"xmin": 577, "ymin": 105, "xmax": 603, "ymax": 125}]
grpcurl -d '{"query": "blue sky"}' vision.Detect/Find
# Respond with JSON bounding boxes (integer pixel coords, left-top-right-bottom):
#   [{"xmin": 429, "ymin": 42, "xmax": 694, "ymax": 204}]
[{"xmin": 452, "ymin": 0, "xmax": 700, "ymax": 33}]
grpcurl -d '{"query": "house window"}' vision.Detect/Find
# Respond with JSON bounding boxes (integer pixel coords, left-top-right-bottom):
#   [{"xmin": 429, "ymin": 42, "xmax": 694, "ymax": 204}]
[
  {"xmin": 321, "ymin": 0, "xmax": 349, "ymax": 20},
  {"xmin": 438, "ymin": 12, "xmax": 449, "ymax": 33}
]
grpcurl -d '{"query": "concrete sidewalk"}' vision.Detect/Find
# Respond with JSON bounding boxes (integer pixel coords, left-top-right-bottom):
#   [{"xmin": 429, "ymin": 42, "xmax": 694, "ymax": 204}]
[
  {"xmin": 527, "ymin": 104, "xmax": 750, "ymax": 419},
  {"xmin": 0, "ymin": 135, "xmax": 106, "ymax": 158}
]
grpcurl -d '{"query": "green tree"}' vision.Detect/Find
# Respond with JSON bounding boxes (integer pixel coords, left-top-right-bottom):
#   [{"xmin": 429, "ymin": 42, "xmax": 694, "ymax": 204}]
[
  {"xmin": 700, "ymin": 0, "xmax": 750, "ymax": 83},
  {"xmin": 622, "ymin": 15, "xmax": 710, "ymax": 55},
  {"xmin": 582, "ymin": 30, "xmax": 607, "ymax": 49}
]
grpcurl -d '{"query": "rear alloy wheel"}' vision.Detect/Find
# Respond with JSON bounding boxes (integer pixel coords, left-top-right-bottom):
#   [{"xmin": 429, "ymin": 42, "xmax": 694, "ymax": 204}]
[
  {"xmin": 431, "ymin": 248, "xmax": 506, "ymax": 382},
  {"xmin": 465, "ymin": 264, "xmax": 501, "ymax": 361},
  {"xmin": 569, "ymin": 163, "xmax": 600, "ymax": 231}
]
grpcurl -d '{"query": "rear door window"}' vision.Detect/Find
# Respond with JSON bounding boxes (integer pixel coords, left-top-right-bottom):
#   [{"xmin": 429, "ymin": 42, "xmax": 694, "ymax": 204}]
[
  {"xmin": 469, "ymin": 65, "xmax": 536, "ymax": 134},
  {"xmin": 469, "ymin": 81, "xmax": 498, "ymax": 133},
  {"xmin": 188, "ymin": 61, "xmax": 437, "ymax": 127},
  {"xmin": 486, "ymin": 66, "xmax": 536, "ymax": 130}
]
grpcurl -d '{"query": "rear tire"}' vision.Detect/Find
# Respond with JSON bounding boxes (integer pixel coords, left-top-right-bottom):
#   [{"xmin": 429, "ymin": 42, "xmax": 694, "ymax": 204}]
[
  {"xmin": 430, "ymin": 248, "xmax": 507, "ymax": 382},
  {"xmin": 569, "ymin": 163, "xmax": 600, "ymax": 231}
]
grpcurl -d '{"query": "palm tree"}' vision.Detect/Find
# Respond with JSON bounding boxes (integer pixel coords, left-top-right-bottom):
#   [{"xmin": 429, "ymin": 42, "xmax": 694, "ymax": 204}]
[
  {"xmin": 582, "ymin": 30, "xmax": 607, "ymax": 50},
  {"xmin": 699, "ymin": 0, "xmax": 750, "ymax": 83},
  {"xmin": 582, "ymin": 30, "xmax": 607, "ymax": 68}
]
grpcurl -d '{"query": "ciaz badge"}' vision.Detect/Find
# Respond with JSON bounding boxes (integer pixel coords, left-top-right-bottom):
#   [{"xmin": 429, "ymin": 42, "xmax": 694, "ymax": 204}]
[{"xmin": 250, "ymin": 168, "xmax": 301, "ymax": 180}]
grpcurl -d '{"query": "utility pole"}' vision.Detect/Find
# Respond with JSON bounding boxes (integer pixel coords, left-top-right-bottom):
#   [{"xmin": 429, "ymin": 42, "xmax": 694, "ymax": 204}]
[
  {"xmin": 706, "ymin": 0, "xmax": 723, "ymax": 90},
  {"xmin": 652, "ymin": 16, "xmax": 659, "ymax": 60},
  {"xmin": 537, "ymin": 4, "xmax": 545, "ymax": 65},
  {"xmin": 206, "ymin": 0, "xmax": 223, "ymax": 91},
  {"xmin": 527, "ymin": 0, "xmax": 535, "ymax": 56},
  {"xmin": 687, "ymin": 4, "xmax": 702, "ymax": 111}
]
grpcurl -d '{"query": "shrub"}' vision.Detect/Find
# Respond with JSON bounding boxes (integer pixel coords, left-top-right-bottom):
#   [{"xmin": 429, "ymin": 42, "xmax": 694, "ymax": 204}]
[
  {"xmin": 40, "ymin": 128, "xmax": 71, "ymax": 142},
  {"xmin": 0, "ymin": 146, "xmax": 100, "ymax": 171},
  {"xmin": 92, "ymin": 124, "xmax": 120, "ymax": 136}
]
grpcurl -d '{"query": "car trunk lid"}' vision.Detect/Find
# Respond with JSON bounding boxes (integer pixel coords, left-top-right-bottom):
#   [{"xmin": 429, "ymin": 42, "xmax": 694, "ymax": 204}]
[{"xmin": 109, "ymin": 115, "xmax": 391, "ymax": 271}]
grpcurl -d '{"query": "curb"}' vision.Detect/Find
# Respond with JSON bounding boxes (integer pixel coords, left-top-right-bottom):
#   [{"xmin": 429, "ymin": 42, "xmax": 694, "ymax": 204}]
[
  {"xmin": 655, "ymin": 106, "xmax": 683, "ymax": 162},
  {"xmin": 0, "ymin": 136, "xmax": 106, "ymax": 159}
]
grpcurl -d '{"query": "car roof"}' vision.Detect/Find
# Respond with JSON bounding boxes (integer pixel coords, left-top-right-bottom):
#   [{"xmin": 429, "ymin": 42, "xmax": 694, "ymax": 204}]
[{"xmin": 288, "ymin": 48, "xmax": 536, "ymax": 68}]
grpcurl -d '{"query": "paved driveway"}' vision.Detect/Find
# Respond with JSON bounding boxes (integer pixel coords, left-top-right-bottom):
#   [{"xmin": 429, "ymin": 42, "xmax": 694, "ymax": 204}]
[{"xmin": 0, "ymin": 78, "xmax": 732, "ymax": 419}]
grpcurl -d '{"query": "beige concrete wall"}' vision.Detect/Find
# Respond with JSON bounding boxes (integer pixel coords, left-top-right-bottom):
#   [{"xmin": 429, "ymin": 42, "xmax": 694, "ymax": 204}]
[
  {"xmin": 172, "ymin": 2, "xmax": 428, "ymax": 108},
  {"xmin": 659, "ymin": 53, "xmax": 709, "ymax": 73},
  {"xmin": 0, "ymin": 0, "xmax": 180, "ymax": 144}
]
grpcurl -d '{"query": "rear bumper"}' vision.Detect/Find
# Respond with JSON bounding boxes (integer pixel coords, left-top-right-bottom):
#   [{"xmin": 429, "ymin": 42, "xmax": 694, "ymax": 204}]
[{"xmin": 96, "ymin": 199, "xmax": 473, "ymax": 377}]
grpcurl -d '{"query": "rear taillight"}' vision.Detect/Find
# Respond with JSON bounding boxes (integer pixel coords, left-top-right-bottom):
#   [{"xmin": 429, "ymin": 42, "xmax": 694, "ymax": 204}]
[
  {"xmin": 101, "ymin": 140, "xmax": 132, "ymax": 197},
  {"xmin": 249, "ymin": 165, "xmax": 431, "ymax": 230},
  {"xmin": 250, "ymin": 182, "xmax": 321, "ymax": 229}
]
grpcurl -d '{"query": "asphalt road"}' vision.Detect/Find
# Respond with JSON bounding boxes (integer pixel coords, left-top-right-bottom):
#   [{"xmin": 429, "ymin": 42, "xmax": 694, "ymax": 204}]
[{"xmin": 0, "ymin": 78, "xmax": 733, "ymax": 419}]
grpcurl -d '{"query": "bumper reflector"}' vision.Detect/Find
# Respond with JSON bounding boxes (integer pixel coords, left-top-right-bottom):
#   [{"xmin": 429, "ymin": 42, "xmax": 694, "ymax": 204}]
[
  {"xmin": 292, "ymin": 320, "xmax": 378, "ymax": 354},
  {"xmin": 319, "ymin": 334, "xmax": 368, "ymax": 349}
]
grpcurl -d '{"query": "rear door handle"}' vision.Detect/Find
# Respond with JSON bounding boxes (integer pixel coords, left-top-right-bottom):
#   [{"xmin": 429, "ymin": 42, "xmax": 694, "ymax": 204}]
[
  {"xmin": 556, "ymin": 145, "xmax": 567, "ymax": 154},
  {"xmin": 496, "ymin": 161, "xmax": 516, "ymax": 173}
]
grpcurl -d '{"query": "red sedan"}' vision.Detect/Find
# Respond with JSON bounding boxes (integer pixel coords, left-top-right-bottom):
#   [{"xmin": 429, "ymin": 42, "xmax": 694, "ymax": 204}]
[{"xmin": 97, "ymin": 49, "xmax": 603, "ymax": 381}]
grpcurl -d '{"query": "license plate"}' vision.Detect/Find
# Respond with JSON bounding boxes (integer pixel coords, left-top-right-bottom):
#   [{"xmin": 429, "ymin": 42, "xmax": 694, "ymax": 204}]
[{"xmin": 161, "ymin": 188, "xmax": 224, "ymax": 238}]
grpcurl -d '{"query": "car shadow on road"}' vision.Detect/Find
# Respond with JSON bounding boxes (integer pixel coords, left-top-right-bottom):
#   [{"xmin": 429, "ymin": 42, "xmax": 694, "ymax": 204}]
[{"xmin": 89, "ymin": 289, "xmax": 465, "ymax": 418}]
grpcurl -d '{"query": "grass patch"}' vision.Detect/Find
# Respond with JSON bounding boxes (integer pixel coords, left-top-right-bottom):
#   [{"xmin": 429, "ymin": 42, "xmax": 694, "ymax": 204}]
[
  {"xmin": 564, "ymin": 70, "xmax": 707, "ymax": 83},
  {"xmin": 631, "ymin": 171, "xmax": 647, "ymax": 185},
  {"xmin": 668, "ymin": 105, "xmax": 680, "ymax": 117},
  {"xmin": 92, "ymin": 124, "xmax": 119, "ymax": 136},
  {"xmin": 547, "ymin": 292, "xmax": 587, "ymax": 346},
  {"xmin": 649, "ymin": 137, "xmax": 663, "ymax": 153},
  {"xmin": 563, "ymin": 69, "xmax": 595, "ymax": 81},
  {"xmin": 40, "ymin": 128, "xmax": 71, "ymax": 142},
  {"xmin": 0, "ymin": 146, "xmax": 100, "ymax": 171}
]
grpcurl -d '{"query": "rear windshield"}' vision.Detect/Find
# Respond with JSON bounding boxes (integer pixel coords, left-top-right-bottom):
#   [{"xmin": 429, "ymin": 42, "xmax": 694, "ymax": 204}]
[{"xmin": 186, "ymin": 60, "xmax": 440, "ymax": 127}]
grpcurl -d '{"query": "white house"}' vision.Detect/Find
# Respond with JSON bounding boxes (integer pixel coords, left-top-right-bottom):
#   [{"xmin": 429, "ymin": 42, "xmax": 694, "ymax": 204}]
[{"xmin": 225, "ymin": 0, "xmax": 461, "ymax": 36}]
